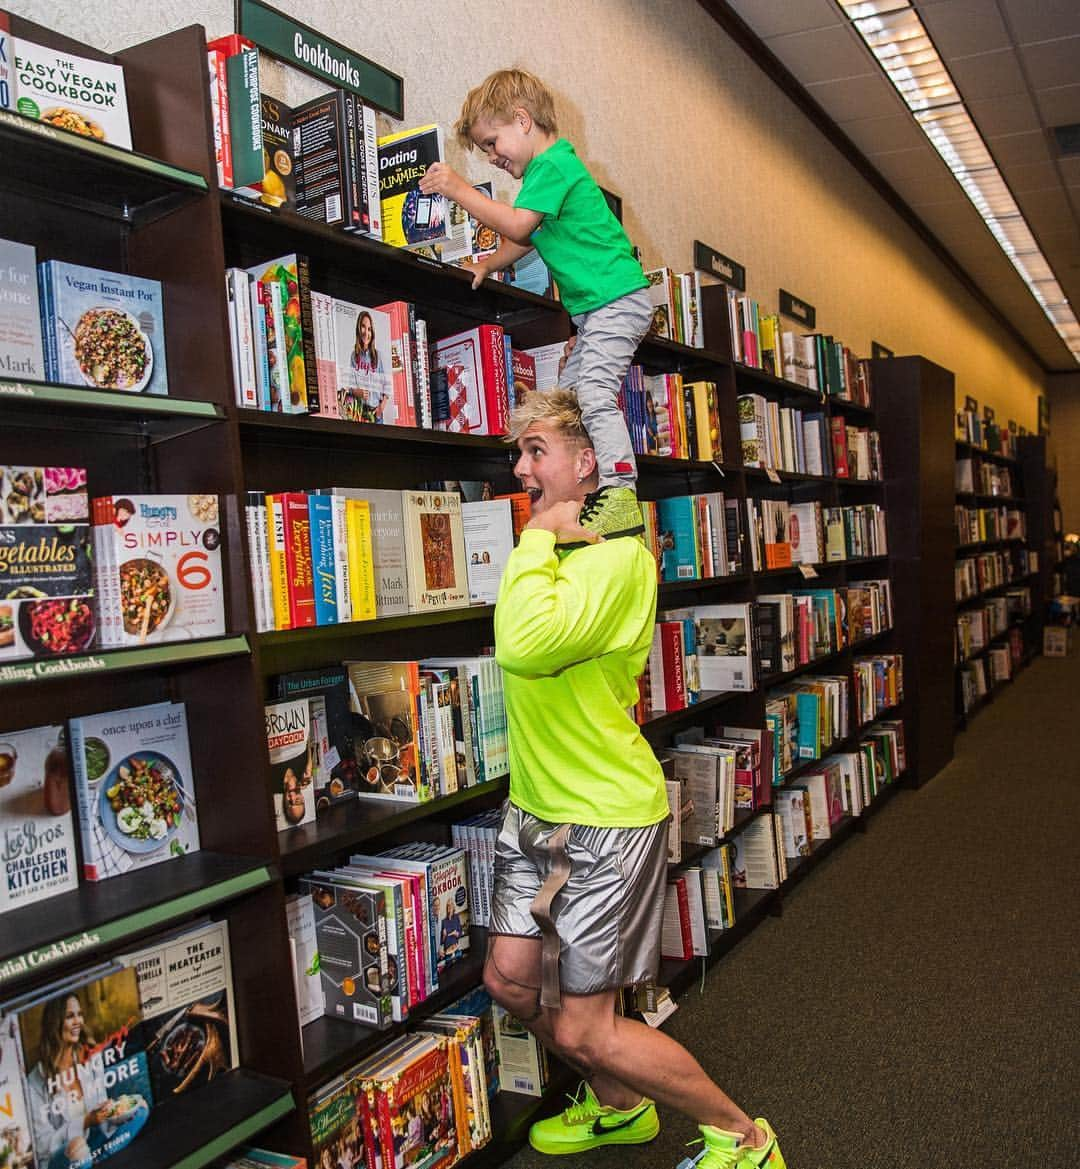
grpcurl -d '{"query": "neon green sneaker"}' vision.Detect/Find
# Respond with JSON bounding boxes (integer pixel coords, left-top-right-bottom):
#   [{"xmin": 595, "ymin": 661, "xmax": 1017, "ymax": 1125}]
[
  {"xmin": 680, "ymin": 1120, "xmax": 786, "ymax": 1169},
  {"xmin": 737, "ymin": 1118, "xmax": 785, "ymax": 1169},
  {"xmin": 577, "ymin": 486, "xmax": 645, "ymax": 541},
  {"xmin": 528, "ymin": 1081, "xmax": 659, "ymax": 1155}
]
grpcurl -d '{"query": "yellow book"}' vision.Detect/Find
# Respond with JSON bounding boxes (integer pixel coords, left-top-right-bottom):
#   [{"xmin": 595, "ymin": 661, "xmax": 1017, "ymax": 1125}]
[
  {"xmin": 345, "ymin": 498, "xmax": 377, "ymax": 621},
  {"xmin": 690, "ymin": 380, "xmax": 722, "ymax": 462},
  {"xmin": 376, "ymin": 124, "xmax": 452, "ymax": 250},
  {"xmin": 668, "ymin": 372, "xmax": 688, "ymax": 458},
  {"xmin": 265, "ymin": 493, "xmax": 291, "ymax": 630}
]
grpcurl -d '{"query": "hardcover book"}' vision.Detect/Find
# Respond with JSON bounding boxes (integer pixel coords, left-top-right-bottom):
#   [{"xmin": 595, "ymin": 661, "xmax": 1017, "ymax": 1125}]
[
  {"xmin": 92, "ymin": 494, "xmax": 226, "ymax": 647},
  {"xmin": 0, "ymin": 237, "xmax": 45, "ymax": 380},
  {"xmin": 247, "ymin": 254, "xmax": 316, "ymax": 413},
  {"xmin": 377, "ymin": 124, "xmax": 452, "ymax": 250},
  {"xmin": 264, "ymin": 698, "xmax": 316, "ymax": 832},
  {"xmin": 68, "ymin": 701, "xmax": 201, "ymax": 881},
  {"xmin": 331, "ymin": 488, "xmax": 408, "ymax": 618},
  {"xmin": 432, "ymin": 325, "xmax": 510, "ymax": 436},
  {"xmin": 38, "ymin": 261, "xmax": 167, "ymax": 395},
  {"xmin": 13, "ymin": 38, "xmax": 132, "ymax": 149},
  {"xmin": 402, "ymin": 491, "xmax": 469, "ymax": 613},
  {"xmin": 331, "ymin": 298, "xmax": 395, "ymax": 423},
  {"xmin": 344, "ymin": 660, "xmax": 427, "ymax": 802},
  {"xmin": 461, "ymin": 499, "xmax": 514, "ymax": 605},
  {"xmin": 258, "ymin": 92, "xmax": 295, "ymax": 208},
  {"xmin": 17, "ymin": 966, "xmax": 152, "ymax": 1166},
  {"xmin": 118, "ymin": 918, "xmax": 238, "ymax": 1099},
  {"xmin": 0, "ymin": 723, "xmax": 79, "ymax": 913}
]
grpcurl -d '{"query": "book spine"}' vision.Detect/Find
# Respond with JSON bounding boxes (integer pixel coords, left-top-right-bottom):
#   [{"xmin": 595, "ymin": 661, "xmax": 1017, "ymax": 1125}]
[
  {"xmin": 360, "ymin": 102, "xmax": 383, "ymax": 239},
  {"xmin": 207, "ymin": 48, "xmax": 233, "ymax": 188},
  {"xmin": 265, "ymin": 494, "xmax": 291, "ymax": 629},
  {"xmin": 345, "ymin": 498, "xmax": 376, "ymax": 621},
  {"xmin": 340, "ymin": 90, "xmax": 364, "ymax": 233},
  {"xmin": 660, "ymin": 622, "xmax": 687, "ymax": 710},
  {"xmin": 480, "ymin": 325, "xmax": 509, "ymax": 434},
  {"xmin": 331, "ymin": 495, "xmax": 352, "ymax": 623},
  {"xmin": 292, "ymin": 254, "xmax": 320, "ymax": 415},
  {"xmin": 308, "ymin": 494, "xmax": 338, "ymax": 626},
  {"xmin": 225, "ymin": 45, "xmax": 263, "ymax": 193},
  {"xmin": 281, "ymin": 492, "xmax": 316, "ymax": 628},
  {"xmin": 414, "ymin": 317, "xmax": 432, "ymax": 429}
]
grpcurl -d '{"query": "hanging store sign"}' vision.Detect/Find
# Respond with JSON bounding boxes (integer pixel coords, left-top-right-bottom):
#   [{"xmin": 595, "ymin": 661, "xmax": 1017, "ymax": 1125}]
[
  {"xmin": 694, "ymin": 240, "xmax": 745, "ymax": 291},
  {"xmin": 778, "ymin": 289, "xmax": 815, "ymax": 328}
]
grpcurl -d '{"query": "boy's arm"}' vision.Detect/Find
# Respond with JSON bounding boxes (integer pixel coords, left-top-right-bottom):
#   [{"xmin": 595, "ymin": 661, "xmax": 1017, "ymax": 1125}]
[{"xmin": 420, "ymin": 163, "xmax": 541, "ymax": 245}]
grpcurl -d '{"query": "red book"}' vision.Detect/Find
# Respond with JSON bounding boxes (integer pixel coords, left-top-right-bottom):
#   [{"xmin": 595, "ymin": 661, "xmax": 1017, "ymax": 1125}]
[
  {"xmin": 376, "ymin": 300, "xmax": 418, "ymax": 428},
  {"xmin": 281, "ymin": 492, "xmax": 316, "ymax": 628},
  {"xmin": 661, "ymin": 877, "xmax": 694, "ymax": 960},
  {"xmin": 511, "ymin": 348, "xmax": 536, "ymax": 408},
  {"xmin": 433, "ymin": 324, "xmax": 510, "ymax": 435},
  {"xmin": 659, "ymin": 620, "xmax": 687, "ymax": 711},
  {"xmin": 830, "ymin": 416, "xmax": 850, "ymax": 478}
]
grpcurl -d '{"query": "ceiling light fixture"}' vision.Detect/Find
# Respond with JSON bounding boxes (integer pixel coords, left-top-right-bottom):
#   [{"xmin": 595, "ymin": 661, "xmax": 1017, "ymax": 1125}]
[{"xmin": 837, "ymin": 0, "xmax": 1080, "ymax": 363}]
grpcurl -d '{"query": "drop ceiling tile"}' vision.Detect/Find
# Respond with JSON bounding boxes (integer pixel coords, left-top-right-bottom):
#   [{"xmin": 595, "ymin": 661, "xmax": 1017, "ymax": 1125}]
[
  {"xmin": 918, "ymin": 0, "xmax": 1012, "ymax": 58},
  {"xmin": 1000, "ymin": 158, "xmax": 1063, "ymax": 191},
  {"xmin": 843, "ymin": 112, "xmax": 928, "ymax": 156},
  {"xmin": 915, "ymin": 198, "xmax": 993, "ymax": 236},
  {"xmin": 1016, "ymin": 185, "xmax": 1074, "ymax": 223},
  {"xmin": 989, "ymin": 130, "xmax": 1054, "ymax": 166},
  {"xmin": 948, "ymin": 48, "xmax": 1027, "ymax": 101},
  {"xmin": 1036, "ymin": 83, "xmax": 1080, "ymax": 127},
  {"xmin": 871, "ymin": 147, "xmax": 962, "ymax": 203},
  {"xmin": 967, "ymin": 93, "xmax": 1042, "ymax": 137},
  {"xmin": 764, "ymin": 23, "xmax": 873, "ymax": 85},
  {"xmin": 724, "ymin": 0, "xmax": 842, "ymax": 39},
  {"xmin": 805, "ymin": 74, "xmax": 909, "ymax": 123},
  {"xmin": 1019, "ymin": 36, "xmax": 1080, "ymax": 90},
  {"xmin": 1058, "ymin": 157, "xmax": 1080, "ymax": 185},
  {"xmin": 998, "ymin": 0, "xmax": 1080, "ymax": 44}
]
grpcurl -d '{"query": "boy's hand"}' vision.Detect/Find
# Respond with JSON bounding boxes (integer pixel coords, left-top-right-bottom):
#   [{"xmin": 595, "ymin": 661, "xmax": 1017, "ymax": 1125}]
[
  {"xmin": 526, "ymin": 500, "xmax": 601, "ymax": 544},
  {"xmin": 420, "ymin": 162, "xmax": 466, "ymax": 202},
  {"xmin": 465, "ymin": 257, "xmax": 493, "ymax": 290}
]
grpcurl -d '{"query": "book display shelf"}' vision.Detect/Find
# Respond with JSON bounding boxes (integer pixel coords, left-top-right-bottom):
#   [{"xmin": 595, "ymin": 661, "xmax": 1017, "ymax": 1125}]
[
  {"xmin": 1, "ymin": 17, "xmax": 918, "ymax": 1168},
  {"xmin": 952, "ymin": 433, "xmax": 1046, "ymax": 726}
]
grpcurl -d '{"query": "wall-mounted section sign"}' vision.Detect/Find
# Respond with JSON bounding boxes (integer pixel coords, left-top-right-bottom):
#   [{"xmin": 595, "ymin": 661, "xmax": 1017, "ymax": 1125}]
[
  {"xmin": 871, "ymin": 341, "xmax": 894, "ymax": 358},
  {"xmin": 237, "ymin": 0, "xmax": 404, "ymax": 118},
  {"xmin": 693, "ymin": 240, "xmax": 745, "ymax": 291},
  {"xmin": 778, "ymin": 289, "xmax": 815, "ymax": 328}
]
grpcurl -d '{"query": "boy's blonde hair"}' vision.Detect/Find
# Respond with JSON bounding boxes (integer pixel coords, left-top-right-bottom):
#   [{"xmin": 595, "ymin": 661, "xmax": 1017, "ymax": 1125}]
[
  {"xmin": 456, "ymin": 69, "xmax": 558, "ymax": 149},
  {"xmin": 506, "ymin": 388, "xmax": 589, "ymax": 447}
]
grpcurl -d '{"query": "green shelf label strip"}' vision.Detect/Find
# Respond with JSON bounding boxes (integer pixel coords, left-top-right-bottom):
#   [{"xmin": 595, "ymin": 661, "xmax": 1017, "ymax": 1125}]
[
  {"xmin": 0, "ymin": 636, "xmax": 250, "ymax": 687},
  {"xmin": 171, "ymin": 1089, "xmax": 295, "ymax": 1169},
  {"xmin": 0, "ymin": 865, "xmax": 273, "ymax": 987},
  {"xmin": 0, "ymin": 380, "xmax": 222, "ymax": 418}
]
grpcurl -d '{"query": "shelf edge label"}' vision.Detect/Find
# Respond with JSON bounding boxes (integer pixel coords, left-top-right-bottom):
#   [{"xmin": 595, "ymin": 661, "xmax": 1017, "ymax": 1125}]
[
  {"xmin": 693, "ymin": 240, "xmax": 745, "ymax": 291},
  {"xmin": 237, "ymin": 0, "xmax": 404, "ymax": 117},
  {"xmin": 778, "ymin": 289, "xmax": 816, "ymax": 328}
]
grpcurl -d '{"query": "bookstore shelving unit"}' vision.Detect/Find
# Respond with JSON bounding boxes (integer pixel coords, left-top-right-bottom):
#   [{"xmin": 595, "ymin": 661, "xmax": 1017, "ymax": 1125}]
[
  {"xmin": 1, "ymin": 16, "xmax": 915, "ymax": 1168},
  {"xmin": 870, "ymin": 356, "xmax": 955, "ymax": 787}
]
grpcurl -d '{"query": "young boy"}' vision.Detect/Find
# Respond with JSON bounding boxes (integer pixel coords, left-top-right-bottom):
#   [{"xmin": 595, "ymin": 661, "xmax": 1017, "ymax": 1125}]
[{"xmin": 419, "ymin": 68, "xmax": 652, "ymax": 541}]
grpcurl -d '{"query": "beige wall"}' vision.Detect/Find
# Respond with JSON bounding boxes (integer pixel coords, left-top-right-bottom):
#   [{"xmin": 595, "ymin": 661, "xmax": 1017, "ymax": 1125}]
[{"xmin": 10, "ymin": 0, "xmax": 1053, "ymax": 427}]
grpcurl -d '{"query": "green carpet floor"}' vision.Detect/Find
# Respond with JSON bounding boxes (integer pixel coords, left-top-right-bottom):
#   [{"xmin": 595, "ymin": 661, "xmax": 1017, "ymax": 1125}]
[{"xmin": 499, "ymin": 645, "xmax": 1080, "ymax": 1168}]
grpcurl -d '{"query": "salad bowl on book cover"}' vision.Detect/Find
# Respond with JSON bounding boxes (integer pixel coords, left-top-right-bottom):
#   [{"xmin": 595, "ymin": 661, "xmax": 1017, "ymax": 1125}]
[{"xmin": 98, "ymin": 749, "xmax": 187, "ymax": 854}]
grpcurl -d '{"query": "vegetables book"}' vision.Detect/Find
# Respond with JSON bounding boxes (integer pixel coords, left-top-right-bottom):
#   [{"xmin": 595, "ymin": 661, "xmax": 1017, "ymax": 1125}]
[{"xmin": 68, "ymin": 701, "xmax": 201, "ymax": 881}]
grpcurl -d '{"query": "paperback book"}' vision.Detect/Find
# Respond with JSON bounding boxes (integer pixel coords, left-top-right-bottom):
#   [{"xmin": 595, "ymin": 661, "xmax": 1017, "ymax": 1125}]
[
  {"xmin": 0, "ymin": 237, "xmax": 45, "ymax": 380},
  {"xmin": 265, "ymin": 698, "xmax": 316, "ymax": 832},
  {"xmin": 68, "ymin": 701, "xmax": 201, "ymax": 881},
  {"xmin": 377, "ymin": 124, "xmax": 452, "ymax": 250}
]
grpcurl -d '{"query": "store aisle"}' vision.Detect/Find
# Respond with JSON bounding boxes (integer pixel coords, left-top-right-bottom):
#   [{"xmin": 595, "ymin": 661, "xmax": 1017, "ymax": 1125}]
[{"xmin": 501, "ymin": 646, "xmax": 1080, "ymax": 1169}]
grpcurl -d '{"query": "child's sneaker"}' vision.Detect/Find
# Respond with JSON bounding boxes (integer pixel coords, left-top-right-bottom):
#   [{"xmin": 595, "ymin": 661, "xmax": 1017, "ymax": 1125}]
[
  {"xmin": 577, "ymin": 485, "xmax": 645, "ymax": 541},
  {"xmin": 528, "ymin": 1081, "xmax": 659, "ymax": 1154}
]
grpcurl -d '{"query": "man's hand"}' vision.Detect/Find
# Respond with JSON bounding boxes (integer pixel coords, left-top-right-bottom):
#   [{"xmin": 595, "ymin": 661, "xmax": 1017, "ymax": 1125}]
[
  {"xmin": 419, "ymin": 162, "xmax": 467, "ymax": 203},
  {"xmin": 526, "ymin": 500, "xmax": 600, "ymax": 544}
]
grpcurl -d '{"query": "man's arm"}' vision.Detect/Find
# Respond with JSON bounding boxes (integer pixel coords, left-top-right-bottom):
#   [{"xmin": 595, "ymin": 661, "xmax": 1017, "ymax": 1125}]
[
  {"xmin": 494, "ymin": 528, "xmax": 652, "ymax": 677},
  {"xmin": 420, "ymin": 163, "xmax": 541, "ymax": 245}
]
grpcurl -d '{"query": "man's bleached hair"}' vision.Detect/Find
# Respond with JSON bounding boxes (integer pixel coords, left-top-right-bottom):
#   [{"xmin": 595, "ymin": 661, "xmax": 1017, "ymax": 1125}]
[
  {"xmin": 506, "ymin": 388, "xmax": 590, "ymax": 447},
  {"xmin": 456, "ymin": 69, "xmax": 558, "ymax": 149}
]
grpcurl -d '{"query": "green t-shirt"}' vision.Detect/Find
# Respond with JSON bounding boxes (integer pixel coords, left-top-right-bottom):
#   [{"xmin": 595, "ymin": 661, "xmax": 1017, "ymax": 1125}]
[
  {"xmin": 494, "ymin": 528, "xmax": 668, "ymax": 828},
  {"xmin": 514, "ymin": 138, "xmax": 647, "ymax": 316}
]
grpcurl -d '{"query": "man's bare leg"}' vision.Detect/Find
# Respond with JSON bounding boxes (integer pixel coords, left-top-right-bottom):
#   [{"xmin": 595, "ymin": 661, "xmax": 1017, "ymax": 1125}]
[{"xmin": 483, "ymin": 935, "xmax": 764, "ymax": 1145}]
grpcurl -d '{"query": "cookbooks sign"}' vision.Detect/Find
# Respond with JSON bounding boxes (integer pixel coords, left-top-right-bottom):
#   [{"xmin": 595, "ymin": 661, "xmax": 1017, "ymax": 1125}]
[{"xmin": 236, "ymin": 0, "xmax": 404, "ymax": 118}]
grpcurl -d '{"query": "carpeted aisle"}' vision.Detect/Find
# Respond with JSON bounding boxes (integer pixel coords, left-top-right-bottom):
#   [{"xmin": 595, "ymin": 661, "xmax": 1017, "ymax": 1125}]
[{"xmin": 499, "ymin": 644, "xmax": 1080, "ymax": 1169}]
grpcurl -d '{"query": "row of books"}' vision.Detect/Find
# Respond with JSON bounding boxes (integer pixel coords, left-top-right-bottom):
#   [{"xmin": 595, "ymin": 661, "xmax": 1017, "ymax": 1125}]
[
  {"xmin": 745, "ymin": 498, "xmax": 889, "ymax": 570},
  {"xmin": 955, "ymin": 503, "xmax": 1027, "ymax": 546},
  {"xmin": 766, "ymin": 674, "xmax": 851, "ymax": 779},
  {"xmin": 297, "ymin": 842, "xmax": 471, "ymax": 1031},
  {"xmin": 267, "ymin": 657, "xmax": 509, "ymax": 826},
  {"xmin": 955, "ymin": 405, "xmax": 1019, "ymax": 457},
  {"xmin": 720, "ymin": 287, "xmax": 873, "ymax": 405},
  {"xmin": 737, "ymin": 393, "xmax": 882, "ymax": 480},
  {"xmin": 1, "ymin": 700, "xmax": 201, "ymax": 912},
  {"xmin": 643, "ymin": 266, "xmax": 709, "ymax": 349},
  {"xmin": 643, "ymin": 491, "xmax": 742, "ymax": 582},
  {"xmin": 955, "ymin": 457, "xmax": 1015, "ymax": 497},
  {"xmin": 0, "ymin": 240, "xmax": 169, "ymax": 395},
  {"xmin": 955, "ymin": 551, "xmax": 1032, "ymax": 600},
  {"xmin": 0, "ymin": 918, "xmax": 237, "ymax": 1168},
  {"xmin": 621, "ymin": 367, "xmax": 723, "ymax": 462},
  {"xmin": 956, "ymin": 600, "xmax": 1013, "ymax": 662},
  {"xmin": 661, "ymin": 849, "xmax": 738, "ymax": 960},
  {"xmin": 958, "ymin": 635, "xmax": 1022, "ymax": 711},
  {"xmin": 1, "ymin": 469, "xmax": 226, "ymax": 663},
  {"xmin": 245, "ymin": 487, "xmax": 526, "ymax": 634},
  {"xmin": 852, "ymin": 653, "xmax": 904, "ymax": 727}
]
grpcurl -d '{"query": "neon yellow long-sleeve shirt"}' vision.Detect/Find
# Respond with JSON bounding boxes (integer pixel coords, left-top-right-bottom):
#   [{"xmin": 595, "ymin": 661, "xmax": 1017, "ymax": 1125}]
[{"xmin": 494, "ymin": 528, "xmax": 669, "ymax": 827}]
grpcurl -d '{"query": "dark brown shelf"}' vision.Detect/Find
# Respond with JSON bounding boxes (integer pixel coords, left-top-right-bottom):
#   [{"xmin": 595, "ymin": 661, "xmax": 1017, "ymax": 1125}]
[
  {"xmin": 955, "ymin": 439, "xmax": 1018, "ymax": 466},
  {"xmin": 105, "ymin": 1069, "xmax": 293, "ymax": 1169},
  {"xmin": 658, "ymin": 572, "xmax": 752, "ymax": 595},
  {"xmin": 744, "ymin": 466, "xmax": 835, "ymax": 485},
  {"xmin": 955, "ymin": 573, "xmax": 1037, "ymax": 609},
  {"xmin": 258, "ymin": 605, "xmax": 495, "ymax": 650},
  {"xmin": 279, "ymin": 780, "xmax": 508, "ymax": 877},
  {"xmin": 0, "ymin": 107, "xmax": 207, "ymax": 225},
  {"xmin": 0, "ymin": 853, "xmax": 275, "ymax": 991},
  {"xmin": 636, "ymin": 690, "xmax": 744, "ymax": 737},
  {"xmin": 731, "ymin": 363, "xmax": 825, "ymax": 407},
  {"xmin": 827, "ymin": 397, "xmax": 875, "ymax": 418}
]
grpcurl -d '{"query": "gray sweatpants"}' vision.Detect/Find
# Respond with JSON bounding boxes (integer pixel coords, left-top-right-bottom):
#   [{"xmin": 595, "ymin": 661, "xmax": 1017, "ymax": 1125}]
[{"xmin": 560, "ymin": 286, "xmax": 653, "ymax": 489}]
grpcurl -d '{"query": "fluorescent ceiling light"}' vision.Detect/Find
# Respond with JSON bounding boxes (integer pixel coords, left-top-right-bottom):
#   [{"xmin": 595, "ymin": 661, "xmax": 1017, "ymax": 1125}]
[{"xmin": 837, "ymin": 0, "xmax": 1080, "ymax": 363}]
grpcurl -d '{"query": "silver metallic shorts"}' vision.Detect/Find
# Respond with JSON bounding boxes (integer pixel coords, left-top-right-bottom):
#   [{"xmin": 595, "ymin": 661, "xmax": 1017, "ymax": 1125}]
[{"xmin": 490, "ymin": 802, "xmax": 669, "ymax": 998}]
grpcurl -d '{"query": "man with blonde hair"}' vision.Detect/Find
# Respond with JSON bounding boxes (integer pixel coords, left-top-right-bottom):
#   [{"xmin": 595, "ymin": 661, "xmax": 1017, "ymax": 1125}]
[
  {"xmin": 420, "ymin": 69, "xmax": 652, "ymax": 544},
  {"xmin": 489, "ymin": 389, "xmax": 786, "ymax": 1169}
]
